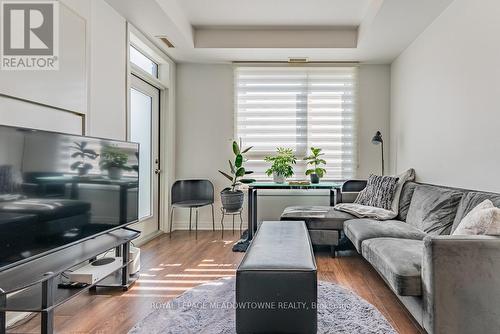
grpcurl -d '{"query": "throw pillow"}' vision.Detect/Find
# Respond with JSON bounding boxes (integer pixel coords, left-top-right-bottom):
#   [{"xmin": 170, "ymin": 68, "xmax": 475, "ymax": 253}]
[
  {"xmin": 451, "ymin": 192, "xmax": 500, "ymax": 233},
  {"xmin": 453, "ymin": 200, "xmax": 500, "ymax": 236},
  {"xmin": 335, "ymin": 169, "xmax": 415, "ymax": 221},
  {"xmin": 406, "ymin": 185, "xmax": 463, "ymax": 235},
  {"xmin": 390, "ymin": 168, "xmax": 416, "ymax": 215},
  {"xmin": 354, "ymin": 174, "xmax": 400, "ymax": 210}
]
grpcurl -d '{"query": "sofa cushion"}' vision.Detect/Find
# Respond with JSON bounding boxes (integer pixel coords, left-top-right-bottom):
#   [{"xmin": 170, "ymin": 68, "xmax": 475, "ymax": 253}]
[
  {"xmin": 344, "ymin": 219, "xmax": 427, "ymax": 253},
  {"xmin": 397, "ymin": 182, "xmax": 418, "ymax": 221},
  {"xmin": 362, "ymin": 238, "xmax": 423, "ymax": 296},
  {"xmin": 451, "ymin": 191, "xmax": 500, "ymax": 233},
  {"xmin": 406, "ymin": 185, "xmax": 464, "ymax": 235},
  {"xmin": 281, "ymin": 206, "xmax": 354, "ymax": 230}
]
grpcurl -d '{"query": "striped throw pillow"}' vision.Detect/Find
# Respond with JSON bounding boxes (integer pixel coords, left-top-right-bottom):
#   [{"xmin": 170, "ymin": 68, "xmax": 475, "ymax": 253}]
[{"xmin": 355, "ymin": 174, "xmax": 400, "ymax": 210}]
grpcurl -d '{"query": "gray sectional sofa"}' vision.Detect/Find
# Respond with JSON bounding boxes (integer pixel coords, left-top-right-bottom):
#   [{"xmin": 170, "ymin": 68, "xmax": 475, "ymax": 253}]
[{"xmin": 282, "ymin": 181, "xmax": 500, "ymax": 334}]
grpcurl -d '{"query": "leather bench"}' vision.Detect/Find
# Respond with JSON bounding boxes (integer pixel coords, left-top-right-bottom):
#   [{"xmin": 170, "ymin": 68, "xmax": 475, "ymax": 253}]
[{"xmin": 236, "ymin": 221, "xmax": 317, "ymax": 333}]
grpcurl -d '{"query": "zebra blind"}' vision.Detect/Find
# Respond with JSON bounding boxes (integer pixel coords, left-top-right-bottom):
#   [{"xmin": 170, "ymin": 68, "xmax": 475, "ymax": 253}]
[{"xmin": 235, "ymin": 66, "xmax": 357, "ymax": 180}]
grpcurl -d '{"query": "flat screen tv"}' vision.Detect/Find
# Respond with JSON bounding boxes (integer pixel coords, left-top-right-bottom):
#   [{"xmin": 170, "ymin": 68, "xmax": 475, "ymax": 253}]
[{"xmin": 0, "ymin": 124, "xmax": 139, "ymax": 271}]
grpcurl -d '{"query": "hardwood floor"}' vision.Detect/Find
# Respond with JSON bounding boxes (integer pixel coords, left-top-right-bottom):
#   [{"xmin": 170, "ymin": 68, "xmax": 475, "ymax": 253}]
[{"xmin": 9, "ymin": 231, "xmax": 424, "ymax": 334}]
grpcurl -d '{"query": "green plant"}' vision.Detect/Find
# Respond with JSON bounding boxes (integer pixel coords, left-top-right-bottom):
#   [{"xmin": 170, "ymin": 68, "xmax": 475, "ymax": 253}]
[
  {"xmin": 99, "ymin": 146, "xmax": 131, "ymax": 171},
  {"xmin": 70, "ymin": 141, "xmax": 99, "ymax": 174},
  {"xmin": 265, "ymin": 148, "xmax": 297, "ymax": 178},
  {"xmin": 304, "ymin": 147, "xmax": 327, "ymax": 178},
  {"xmin": 219, "ymin": 140, "xmax": 253, "ymax": 192}
]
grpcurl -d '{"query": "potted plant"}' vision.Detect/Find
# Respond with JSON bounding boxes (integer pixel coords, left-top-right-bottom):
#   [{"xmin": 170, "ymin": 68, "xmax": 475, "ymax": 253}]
[
  {"xmin": 99, "ymin": 146, "xmax": 131, "ymax": 180},
  {"xmin": 218, "ymin": 140, "xmax": 253, "ymax": 211},
  {"xmin": 70, "ymin": 141, "xmax": 99, "ymax": 176},
  {"xmin": 304, "ymin": 147, "xmax": 327, "ymax": 184},
  {"xmin": 265, "ymin": 148, "xmax": 296, "ymax": 183}
]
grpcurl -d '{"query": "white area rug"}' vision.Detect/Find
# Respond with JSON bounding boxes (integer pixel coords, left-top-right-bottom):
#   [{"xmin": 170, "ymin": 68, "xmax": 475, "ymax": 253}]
[{"xmin": 129, "ymin": 277, "xmax": 397, "ymax": 334}]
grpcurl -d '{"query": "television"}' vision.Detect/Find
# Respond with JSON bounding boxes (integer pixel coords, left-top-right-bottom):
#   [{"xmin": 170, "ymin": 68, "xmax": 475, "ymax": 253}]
[{"xmin": 0, "ymin": 124, "xmax": 139, "ymax": 271}]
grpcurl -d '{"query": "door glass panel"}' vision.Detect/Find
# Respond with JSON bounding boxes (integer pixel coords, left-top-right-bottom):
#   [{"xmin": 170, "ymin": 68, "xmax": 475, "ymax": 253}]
[{"xmin": 130, "ymin": 88, "xmax": 152, "ymax": 219}]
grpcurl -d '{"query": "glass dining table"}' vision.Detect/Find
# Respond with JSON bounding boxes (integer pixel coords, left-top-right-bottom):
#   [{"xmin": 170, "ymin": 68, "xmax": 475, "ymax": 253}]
[{"xmin": 246, "ymin": 182, "xmax": 342, "ymax": 241}]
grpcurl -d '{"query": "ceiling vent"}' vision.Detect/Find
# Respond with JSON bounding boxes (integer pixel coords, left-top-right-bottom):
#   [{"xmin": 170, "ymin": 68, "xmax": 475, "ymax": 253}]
[
  {"xmin": 288, "ymin": 57, "xmax": 309, "ymax": 63},
  {"xmin": 157, "ymin": 36, "xmax": 174, "ymax": 48}
]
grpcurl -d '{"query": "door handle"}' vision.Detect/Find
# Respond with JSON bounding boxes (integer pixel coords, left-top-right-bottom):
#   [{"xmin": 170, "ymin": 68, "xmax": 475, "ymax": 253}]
[{"xmin": 154, "ymin": 169, "xmax": 161, "ymax": 174}]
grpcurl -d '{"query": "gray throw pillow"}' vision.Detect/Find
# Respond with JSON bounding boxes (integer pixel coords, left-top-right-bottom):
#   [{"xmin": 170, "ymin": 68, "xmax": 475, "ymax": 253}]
[
  {"xmin": 354, "ymin": 174, "xmax": 400, "ymax": 210},
  {"xmin": 406, "ymin": 185, "xmax": 463, "ymax": 235}
]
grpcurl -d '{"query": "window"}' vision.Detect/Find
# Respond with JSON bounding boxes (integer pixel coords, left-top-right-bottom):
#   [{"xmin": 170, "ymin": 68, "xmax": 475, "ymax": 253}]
[
  {"xmin": 235, "ymin": 66, "xmax": 357, "ymax": 180},
  {"xmin": 130, "ymin": 45, "xmax": 158, "ymax": 77}
]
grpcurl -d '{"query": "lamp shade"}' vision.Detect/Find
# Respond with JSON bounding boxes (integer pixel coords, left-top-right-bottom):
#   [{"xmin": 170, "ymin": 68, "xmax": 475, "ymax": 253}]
[{"xmin": 372, "ymin": 131, "xmax": 383, "ymax": 145}]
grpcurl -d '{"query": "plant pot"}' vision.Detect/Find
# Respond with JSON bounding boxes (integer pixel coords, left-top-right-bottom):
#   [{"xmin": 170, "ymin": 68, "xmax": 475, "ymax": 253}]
[
  {"xmin": 273, "ymin": 172, "xmax": 286, "ymax": 184},
  {"xmin": 77, "ymin": 167, "xmax": 89, "ymax": 176},
  {"xmin": 310, "ymin": 173, "xmax": 320, "ymax": 184},
  {"xmin": 221, "ymin": 190, "xmax": 244, "ymax": 212},
  {"xmin": 108, "ymin": 167, "xmax": 123, "ymax": 180}
]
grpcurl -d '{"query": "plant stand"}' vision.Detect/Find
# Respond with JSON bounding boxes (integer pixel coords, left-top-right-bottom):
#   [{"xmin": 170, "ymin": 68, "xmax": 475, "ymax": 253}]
[{"xmin": 220, "ymin": 207, "xmax": 243, "ymax": 239}]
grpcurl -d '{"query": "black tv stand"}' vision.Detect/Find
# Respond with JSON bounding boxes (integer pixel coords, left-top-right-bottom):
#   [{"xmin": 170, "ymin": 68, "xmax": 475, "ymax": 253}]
[{"xmin": 0, "ymin": 228, "xmax": 140, "ymax": 334}]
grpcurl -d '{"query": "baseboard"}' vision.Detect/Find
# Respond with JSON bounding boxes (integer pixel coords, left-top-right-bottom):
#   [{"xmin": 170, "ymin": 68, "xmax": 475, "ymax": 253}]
[
  {"xmin": 172, "ymin": 220, "xmax": 248, "ymax": 231},
  {"xmin": 133, "ymin": 230, "xmax": 164, "ymax": 246}
]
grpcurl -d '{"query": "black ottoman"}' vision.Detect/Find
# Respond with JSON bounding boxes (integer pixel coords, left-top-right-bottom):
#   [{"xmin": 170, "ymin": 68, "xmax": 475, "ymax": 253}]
[{"xmin": 236, "ymin": 221, "xmax": 317, "ymax": 333}]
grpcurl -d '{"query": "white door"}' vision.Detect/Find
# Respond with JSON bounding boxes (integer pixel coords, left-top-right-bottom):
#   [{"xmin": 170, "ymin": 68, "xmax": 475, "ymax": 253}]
[{"xmin": 129, "ymin": 75, "xmax": 160, "ymax": 238}]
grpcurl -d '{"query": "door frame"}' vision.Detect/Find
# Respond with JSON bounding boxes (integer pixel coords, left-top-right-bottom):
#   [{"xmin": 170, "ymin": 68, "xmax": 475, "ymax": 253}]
[
  {"xmin": 130, "ymin": 75, "xmax": 161, "ymax": 234},
  {"xmin": 126, "ymin": 24, "xmax": 176, "ymax": 238}
]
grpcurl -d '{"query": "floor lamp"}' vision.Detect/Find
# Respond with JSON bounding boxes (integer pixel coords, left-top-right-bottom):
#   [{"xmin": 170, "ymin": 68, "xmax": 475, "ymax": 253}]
[{"xmin": 372, "ymin": 131, "xmax": 384, "ymax": 175}]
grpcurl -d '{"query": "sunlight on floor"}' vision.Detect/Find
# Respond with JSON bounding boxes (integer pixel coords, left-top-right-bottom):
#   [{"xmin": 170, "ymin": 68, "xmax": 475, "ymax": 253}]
[
  {"xmin": 214, "ymin": 240, "xmax": 235, "ymax": 246},
  {"xmin": 198, "ymin": 263, "xmax": 234, "ymax": 267},
  {"xmin": 149, "ymin": 267, "xmax": 165, "ymax": 271},
  {"xmin": 184, "ymin": 268, "xmax": 236, "ymax": 272},
  {"xmin": 132, "ymin": 286, "xmax": 191, "ymax": 291},
  {"xmin": 129, "ymin": 256, "xmax": 239, "ymax": 299},
  {"xmin": 164, "ymin": 273, "xmax": 234, "ymax": 278},
  {"xmin": 122, "ymin": 294, "xmax": 179, "ymax": 298},
  {"xmin": 139, "ymin": 273, "xmax": 156, "ymax": 277},
  {"xmin": 137, "ymin": 279, "xmax": 210, "ymax": 284}
]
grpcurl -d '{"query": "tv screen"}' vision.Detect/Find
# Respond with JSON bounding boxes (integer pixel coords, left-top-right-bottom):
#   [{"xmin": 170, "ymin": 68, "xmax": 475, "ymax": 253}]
[{"xmin": 0, "ymin": 125, "xmax": 139, "ymax": 271}]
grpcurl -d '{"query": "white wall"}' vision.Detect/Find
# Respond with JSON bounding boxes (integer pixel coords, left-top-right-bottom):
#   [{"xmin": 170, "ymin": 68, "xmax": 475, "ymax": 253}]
[
  {"xmin": 0, "ymin": 2, "xmax": 87, "ymax": 114},
  {"xmin": 390, "ymin": 0, "xmax": 500, "ymax": 192},
  {"xmin": 0, "ymin": 0, "xmax": 87, "ymax": 134},
  {"xmin": 87, "ymin": 0, "xmax": 127, "ymax": 140},
  {"xmin": 62, "ymin": 0, "xmax": 127, "ymax": 140},
  {"xmin": 175, "ymin": 64, "xmax": 235, "ymax": 230},
  {"xmin": 358, "ymin": 65, "xmax": 391, "ymax": 177},
  {"xmin": 175, "ymin": 63, "xmax": 391, "ymax": 230}
]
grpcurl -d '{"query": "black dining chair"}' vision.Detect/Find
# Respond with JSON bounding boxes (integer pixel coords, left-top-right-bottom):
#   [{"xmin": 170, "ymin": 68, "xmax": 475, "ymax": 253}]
[{"xmin": 169, "ymin": 179, "xmax": 215, "ymax": 239}]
